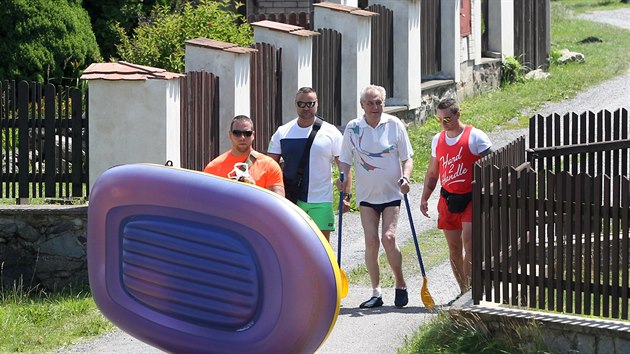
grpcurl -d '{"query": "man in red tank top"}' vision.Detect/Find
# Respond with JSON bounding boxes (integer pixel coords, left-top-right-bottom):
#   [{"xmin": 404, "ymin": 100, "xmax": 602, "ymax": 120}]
[{"xmin": 419, "ymin": 98, "xmax": 492, "ymax": 294}]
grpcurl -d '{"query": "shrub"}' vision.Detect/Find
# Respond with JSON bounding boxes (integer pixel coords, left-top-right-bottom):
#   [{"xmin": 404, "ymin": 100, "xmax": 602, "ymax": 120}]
[
  {"xmin": 115, "ymin": 0, "xmax": 253, "ymax": 73},
  {"xmin": 0, "ymin": 0, "xmax": 102, "ymax": 85}
]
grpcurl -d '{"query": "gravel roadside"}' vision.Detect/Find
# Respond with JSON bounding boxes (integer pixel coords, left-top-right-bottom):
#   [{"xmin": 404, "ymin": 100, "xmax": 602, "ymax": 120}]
[{"xmin": 57, "ymin": 9, "xmax": 630, "ymax": 354}]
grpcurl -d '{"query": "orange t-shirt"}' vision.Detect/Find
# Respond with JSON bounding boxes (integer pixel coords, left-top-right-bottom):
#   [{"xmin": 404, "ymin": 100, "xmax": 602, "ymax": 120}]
[{"xmin": 204, "ymin": 150, "xmax": 284, "ymax": 190}]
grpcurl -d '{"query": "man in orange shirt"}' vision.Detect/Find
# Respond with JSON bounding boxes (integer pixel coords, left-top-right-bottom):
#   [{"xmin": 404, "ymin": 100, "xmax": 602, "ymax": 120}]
[{"xmin": 204, "ymin": 115, "xmax": 285, "ymax": 196}]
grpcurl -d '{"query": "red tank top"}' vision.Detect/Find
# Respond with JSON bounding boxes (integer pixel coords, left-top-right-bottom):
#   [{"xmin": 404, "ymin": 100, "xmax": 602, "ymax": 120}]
[{"xmin": 435, "ymin": 125, "xmax": 479, "ymax": 194}]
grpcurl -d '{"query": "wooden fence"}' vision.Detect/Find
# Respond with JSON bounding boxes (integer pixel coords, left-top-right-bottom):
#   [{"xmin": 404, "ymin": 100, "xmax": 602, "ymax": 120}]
[
  {"xmin": 368, "ymin": 3, "xmax": 393, "ymax": 98},
  {"xmin": 421, "ymin": 0, "xmax": 441, "ymax": 78},
  {"xmin": 514, "ymin": 0, "xmax": 550, "ymax": 70},
  {"xmin": 0, "ymin": 81, "xmax": 87, "ymax": 202},
  {"xmin": 313, "ymin": 28, "xmax": 342, "ymax": 126},
  {"xmin": 472, "ymin": 109, "xmax": 630, "ymax": 320},
  {"xmin": 250, "ymin": 42, "xmax": 283, "ymax": 153},
  {"xmin": 179, "ymin": 71, "xmax": 220, "ymax": 171}
]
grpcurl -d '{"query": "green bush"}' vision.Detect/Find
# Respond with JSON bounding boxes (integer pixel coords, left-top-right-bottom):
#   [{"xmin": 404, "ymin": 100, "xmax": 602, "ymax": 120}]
[
  {"xmin": 500, "ymin": 56, "xmax": 528, "ymax": 86},
  {"xmin": 0, "ymin": 0, "xmax": 102, "ymax": 85},
  {"xmin": 115, "ymin": 0, "xmax": 253, "ymax": 73},
  {"xmin": 82, "ymin": 0, "xmax": 175, "ymax": 61}
]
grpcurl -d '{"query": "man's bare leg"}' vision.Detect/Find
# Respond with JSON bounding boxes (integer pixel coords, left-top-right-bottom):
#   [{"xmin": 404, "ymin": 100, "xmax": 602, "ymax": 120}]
[
  {"xmin": 444, "ymin": 229, "xmax": 467, "ymax": 293},
  {"xmin": 381, "ymin": 206, "xmax": 406, "ymax": 289}
]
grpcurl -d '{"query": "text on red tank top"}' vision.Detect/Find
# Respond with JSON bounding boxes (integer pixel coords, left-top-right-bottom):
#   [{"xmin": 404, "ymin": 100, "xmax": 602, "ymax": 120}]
[{"xmin": 436, "ymin": 125, "xmax": 478, "ymax": 194}]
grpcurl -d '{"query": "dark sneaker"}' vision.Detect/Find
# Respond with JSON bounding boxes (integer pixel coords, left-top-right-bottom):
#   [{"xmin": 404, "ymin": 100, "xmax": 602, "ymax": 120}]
[
  {"xmin": 394, "ymin": 288, "xmax": 408, "ymax": 307},
  {"xmin": 359, "ymin": 296, "xmax": 383, "ymax": 308}
]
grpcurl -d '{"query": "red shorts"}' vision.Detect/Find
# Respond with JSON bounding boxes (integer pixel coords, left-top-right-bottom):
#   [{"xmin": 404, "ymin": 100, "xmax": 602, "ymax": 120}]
[{"xmin": 437, "ymin": 195, "xmax": 473, "ymax": 230}]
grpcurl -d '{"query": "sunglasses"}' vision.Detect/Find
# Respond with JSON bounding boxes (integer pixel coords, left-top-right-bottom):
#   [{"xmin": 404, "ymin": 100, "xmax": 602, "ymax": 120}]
[
  {"xmin": 296, "ymin": 101, "xmax": 317, "ymax": 108},
  {"xmin": 437, "ymin": 116, "xmax": 453, "ymax": 123},
  {"xmin": 232, "ymin": 130, "xmax": 254, "ymax": 138}
]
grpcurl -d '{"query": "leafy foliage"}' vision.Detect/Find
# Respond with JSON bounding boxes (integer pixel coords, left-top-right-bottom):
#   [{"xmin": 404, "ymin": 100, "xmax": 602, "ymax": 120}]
[
  {"xmin": 82, "ymin": 0, "xmax": 175, "ymax": 61},
  {"xmin": 500, "ymin": 56, "xmax": 528, "ymax": 86},
  {"xmin": 115, "ymin": 0, "xmax": 253, "ymax": 73},
  {"xmin": 0, "ymin": 0, "xmax": 102, "ymax": 85}
]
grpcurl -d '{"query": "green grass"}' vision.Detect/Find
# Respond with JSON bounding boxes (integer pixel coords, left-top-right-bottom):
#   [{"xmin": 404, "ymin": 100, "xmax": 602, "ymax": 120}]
[
  {"xmin": 407, "ymin": 0, "xmax": 630, "ymax": 183},
  {"xmin": 0, "ymin": 283, "xmax": 114, "ymax": 352},
  {"xmin": 397, "ymin": 312, "xmax": 552, "ymax": 354},
  {"xmin": 347, "ymin": 228, "xmax": 448, "ymax": 287},
  {"xmin": 400, "ymin": 0, "xmax": 630, "ymax": 352}
]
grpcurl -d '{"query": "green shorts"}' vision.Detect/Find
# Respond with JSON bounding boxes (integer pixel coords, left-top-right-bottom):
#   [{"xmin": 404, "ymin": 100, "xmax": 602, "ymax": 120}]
[{"xmin": 296, "ymin": 201, "xmax": 335, "ymax": 231}]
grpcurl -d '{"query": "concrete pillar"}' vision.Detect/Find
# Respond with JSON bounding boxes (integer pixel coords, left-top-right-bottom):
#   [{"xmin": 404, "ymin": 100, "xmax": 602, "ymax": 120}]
[
  {"xmin": 441, "ymin": 0, "xmax": 461, "ymax": 82},
  {"xmin": 313, "ymin": 2, "xmax": 377, "ymax": 125},
  {"xmin": 81, "ymin": 62, "xmax": 182, "ymax": 191},
  {"xmin": 369, "ymin": 0, "xmax": 422, "ymax": 108},
  {"xmin": 185, "ymin": 38, "xmax": 256, "ymax": 152},
  {"xmin": 251, "ymin": 21, "xmax": 319, "ymax": 124},
  {"xmin": 487, "ymin": 0, "xmax": 514, "ymax": 58},
  {"xmin": 473, "ymin": 0, "xmax": 482, "ymax": 64},
  {"xmin": 325, "ymin": 0, "xmax": 358, "ymax": 6}
]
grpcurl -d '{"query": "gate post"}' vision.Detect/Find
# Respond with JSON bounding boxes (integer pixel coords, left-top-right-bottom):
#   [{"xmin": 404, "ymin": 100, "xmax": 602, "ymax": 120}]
[
  {"xmin": 251, "ymin": 20, "xmax": 319, "ymax": 124},
  {"xmin": 185, "ymin": 38, "xmax": 256, "ymax": 153},
  {"xmin": 313, "ymin": 3, "xmax": 377, "ymax": 126},
  {"xmin": 440, "ymin": 0, "xmax": 462, "ymax": 82},
  {"xmin": 369, "ymin": 0, "xmax": 422, "ymax": 108},
  {"xmin": 81, "ymin": 62, "xmax": 183, "ymax": 191},
  {"xmin": 486, "ymin": 0, "xmax": 514, "ymax": 58}
]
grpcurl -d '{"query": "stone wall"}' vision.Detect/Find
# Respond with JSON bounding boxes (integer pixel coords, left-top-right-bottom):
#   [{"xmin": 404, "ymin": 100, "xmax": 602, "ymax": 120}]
[{"xmin": 0, "ymin": 205, "xmax": 88, "ymax": 290}]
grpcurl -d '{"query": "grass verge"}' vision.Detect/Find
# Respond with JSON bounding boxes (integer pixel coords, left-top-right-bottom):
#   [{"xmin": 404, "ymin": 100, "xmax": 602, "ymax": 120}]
[
  {"xmin": 3, "ymin": 0, "xmax": 629, "ymax": 352},
  {"xmin": 0, "ymin": 282, "xmax": 114, "ymax": 352}
]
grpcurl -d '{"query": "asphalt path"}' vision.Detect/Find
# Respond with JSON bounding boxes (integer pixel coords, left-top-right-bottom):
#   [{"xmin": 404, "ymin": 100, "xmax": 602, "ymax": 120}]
[{"xmin": 57, "ymin": 8, "xmax": 630, "ymax": 354}]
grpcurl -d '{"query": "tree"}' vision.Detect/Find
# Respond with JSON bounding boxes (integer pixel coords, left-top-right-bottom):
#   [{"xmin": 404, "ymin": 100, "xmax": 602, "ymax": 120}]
[
  {"xmin": 115, "ymin": 0, "xmax": 253, "ymax": 73},
  {"xmin": 82, "ymin": 0, "xmax": 175, "ymax": 61},
  {"xmin": 0, "ymin": 0, "xmax": 102, "ymax": 84}
]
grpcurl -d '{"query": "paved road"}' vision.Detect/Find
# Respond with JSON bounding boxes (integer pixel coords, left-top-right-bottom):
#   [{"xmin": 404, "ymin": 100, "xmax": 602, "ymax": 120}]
[{"xmin": 58, "ymin": 8, "xmax": 630, "ymax": 354}]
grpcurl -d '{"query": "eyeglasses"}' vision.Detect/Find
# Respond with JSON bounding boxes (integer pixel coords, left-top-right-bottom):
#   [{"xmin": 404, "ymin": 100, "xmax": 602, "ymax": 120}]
[
  {"xmin": 231, "ymin": 130, "xmax": 254, "ymax": 138},
  {"xmin": 296, "ymin": 101, "xmax": 317, "ymax": 108},
  {"xmin": 437, "ymin": 116, "xmax": 453, "ymax": 123}
]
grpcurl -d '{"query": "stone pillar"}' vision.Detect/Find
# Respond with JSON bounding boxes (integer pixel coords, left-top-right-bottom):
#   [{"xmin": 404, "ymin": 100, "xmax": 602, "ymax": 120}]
[
  {"xmin": 185, "ymin": 38, "xmax": 256, "ymax": 152},
  {"xmin": 368, "ymin": 0, "xmax": 422, "ymax": 108},
  {"xmin": 81, "ymin": 62, "xmax": 182, "ymax": 191},
  {"xmin": 441, "ymin": 0, "xmax": 461, "ymax": 82},
  {"xmin": 313, "ymin": 2, "xmax": 377, "ymax": 125},
  {"xmin": 487, "ymin": 0, "xmax": 514, "ymax": 58},
  {"xmin": 251, "ymin": 20, "xmax": 319, "ymax": 124}
]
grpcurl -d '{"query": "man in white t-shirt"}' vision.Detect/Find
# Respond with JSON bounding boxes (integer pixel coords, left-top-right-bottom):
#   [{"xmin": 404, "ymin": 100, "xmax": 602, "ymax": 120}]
[
  {"xmin": 338, "ymin": 85, "xmax": 413, "ymax": 309},
  {"xmin": 420, "ymin": 97, "xmax": 492, "ymax": 294},
  {"xmin": 268, "ymin": 87, "xmax": 351, "ymax": 241}
]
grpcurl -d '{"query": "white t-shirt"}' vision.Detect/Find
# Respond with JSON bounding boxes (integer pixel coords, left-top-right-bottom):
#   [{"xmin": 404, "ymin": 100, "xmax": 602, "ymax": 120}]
[
  {"xmin": 339, "ymin": 113, "xmax": 413, "ymax": 204},
  {"xmin": 430, "ymin": 126, "xmax": 492, "ymax": 157},
  {"xmin": 267, "ymin": 118, "xmax": 343, "ymax": 203}
]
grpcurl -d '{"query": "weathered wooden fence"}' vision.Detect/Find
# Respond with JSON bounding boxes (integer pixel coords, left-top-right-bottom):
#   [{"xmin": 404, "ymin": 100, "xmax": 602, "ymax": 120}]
[
  {"xmin": 313, "ymin": 28, "xmax": 342, "ymax": 126},
  {"xmin": 179, "ymin": 71, "xmax": 220, "ymax": 171},
  {"xmin": 421, "ymin": 0, "xmax": 441, "ymax": 78},
  {"xmin": 250, "ymin": 42, "xmax": 283, "ymax": 153},
  {"xmin": 368, "ymin": 3, "xmax": 393, "ymax": 98},
  {"xmin": 472, "ymin": 108, "xmax": 630, "ymax": 320},
  {"xmin": 0, "ymin": 80, "xmax": 87, "ymax": 202},
  {"xmin": 514, "ymin": 0, "xmax": 550, "ymax": 70}
]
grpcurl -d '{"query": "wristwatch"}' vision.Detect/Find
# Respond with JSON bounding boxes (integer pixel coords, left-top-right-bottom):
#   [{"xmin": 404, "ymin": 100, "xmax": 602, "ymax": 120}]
[{"xmin": 343, "ymin": 193, "xmax": 352, "ymax": 201}]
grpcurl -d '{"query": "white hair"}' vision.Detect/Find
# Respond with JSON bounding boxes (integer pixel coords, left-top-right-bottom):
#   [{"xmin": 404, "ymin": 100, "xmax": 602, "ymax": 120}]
[{"xmin": 360, "ymin": 85, "xmax": 386, "ymax": 102}]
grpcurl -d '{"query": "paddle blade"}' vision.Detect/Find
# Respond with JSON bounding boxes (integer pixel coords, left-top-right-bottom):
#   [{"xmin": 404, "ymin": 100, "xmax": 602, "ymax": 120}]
[
  {"xmin": 421, "ymin": 277, "xmax": 435, "ymax": 310},
  {"xmin": 340, "ymin": 269, "xmax": 349, "ymax": 298}
]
